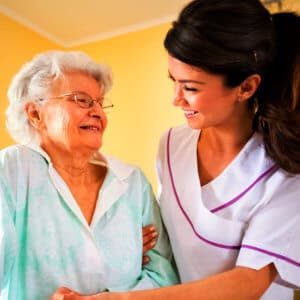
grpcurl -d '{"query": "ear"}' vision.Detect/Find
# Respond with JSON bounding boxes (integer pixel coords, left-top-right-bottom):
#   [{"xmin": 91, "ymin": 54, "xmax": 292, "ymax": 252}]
[
  {"xmin": 25, "ymin": 102, "xmax": 43, "ymax": 130},
  {"xmin": 237, "ymin": 74, "xmax": 261, "ymax": 102}
]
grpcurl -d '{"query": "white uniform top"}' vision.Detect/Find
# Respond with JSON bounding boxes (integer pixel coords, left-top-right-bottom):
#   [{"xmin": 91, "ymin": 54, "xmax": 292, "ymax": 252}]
[
  {"xmin": 156, "ymin": 124, "xmax": 300, "ymax": 299},
  {"xmin": 0, "ymin": 144, "xmax": 178, "ymax": 300}
]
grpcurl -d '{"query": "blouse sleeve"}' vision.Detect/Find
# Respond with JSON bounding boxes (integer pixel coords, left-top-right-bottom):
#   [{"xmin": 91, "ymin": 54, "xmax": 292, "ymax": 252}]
[
  {"xmin": 237, "ymin": 174, "xmax": 300, "ymax": 288},
  {"xmin": 131, "ymin": 176, "xmax": 179, "ymax": 290},
  {"xmin": 0, "ymin": 176, "xmax": 17, "ymax": 293}
]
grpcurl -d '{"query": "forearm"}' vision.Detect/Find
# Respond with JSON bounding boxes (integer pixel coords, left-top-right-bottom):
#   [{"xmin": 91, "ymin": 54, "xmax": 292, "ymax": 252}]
[{"xmin": 107, "ymin": 264, "xmax": 277, "ymax": 300}]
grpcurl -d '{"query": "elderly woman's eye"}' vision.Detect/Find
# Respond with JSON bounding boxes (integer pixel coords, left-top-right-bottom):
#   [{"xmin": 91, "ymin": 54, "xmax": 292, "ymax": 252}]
[{"xmin": 77, "ymin": 97, "xmax": 89, "ymax": 103}]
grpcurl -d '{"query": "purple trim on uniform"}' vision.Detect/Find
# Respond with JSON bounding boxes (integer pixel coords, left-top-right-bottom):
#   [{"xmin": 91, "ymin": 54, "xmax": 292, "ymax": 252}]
[
  {"xmin": 210, "ymin": 165, "xmax": 278, "ymax": 213},
  {"xmin": 166, "ymin": 128, "xmax": 240, "ymax": 250},
  {"xmin": 166, "ymin": 127, "xmax": 300, "ymax": 268},
  {"xmin": 241, "ymin": 245, "xmax": 300, "ymax": 267}
]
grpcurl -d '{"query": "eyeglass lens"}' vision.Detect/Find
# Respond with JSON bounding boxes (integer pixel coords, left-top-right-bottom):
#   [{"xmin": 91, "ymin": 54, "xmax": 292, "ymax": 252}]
[{"xmin": 73, "ymin": 93, "xmax": 113, "ymax": 110}]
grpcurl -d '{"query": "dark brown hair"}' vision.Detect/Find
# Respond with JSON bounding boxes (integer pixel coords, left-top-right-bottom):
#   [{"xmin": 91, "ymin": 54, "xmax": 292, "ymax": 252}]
[{"xmin": 164, "ymin": 0, "xmax": 300, "ymax": 173}]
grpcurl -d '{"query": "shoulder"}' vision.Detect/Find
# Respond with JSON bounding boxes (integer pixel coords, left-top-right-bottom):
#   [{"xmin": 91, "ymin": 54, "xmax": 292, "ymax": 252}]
[
  {"xmin": 0, "ymin": 144, "xmax": 46, "ymax": 177},
  {"xmin": 159, "ymin": 124, "xmax": 199, "ymax": 148},
  {"xmin": 105, "ymin": 155, "xmax": 150, "ymax": 186},
  {"xmin": 274, "ymin": 169, "xmax": 300, "ymax": 194},
  {"xmin": 0, "ymin": 144, "xmax": 42, "ymax": 158},
  {"xmin": 0, "ymin": 144, "xmax": 38, "ymax": 166},
  {"xmin": 157, "ymin": 124, "xmax": 200, "ymax": 160},
  {"xmin": 159, "ymin": 124, "xmax": 194, "ymax": 140}
]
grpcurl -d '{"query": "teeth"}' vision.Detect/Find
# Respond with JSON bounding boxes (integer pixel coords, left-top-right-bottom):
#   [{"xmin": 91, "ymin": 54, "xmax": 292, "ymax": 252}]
[
  {"xmin": 184, "ymin": 110, "xmax": 198, "ymax": 115},
  {"xmin": 81, "ymin": 126, "xmax": 99, "ymax": 130}
]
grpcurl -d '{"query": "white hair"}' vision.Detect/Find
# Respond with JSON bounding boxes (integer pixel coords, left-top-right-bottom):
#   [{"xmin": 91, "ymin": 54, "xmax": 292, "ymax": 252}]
[{"xmin": 6, "ymin": 50, "xmax": 113, "ymax": 144}]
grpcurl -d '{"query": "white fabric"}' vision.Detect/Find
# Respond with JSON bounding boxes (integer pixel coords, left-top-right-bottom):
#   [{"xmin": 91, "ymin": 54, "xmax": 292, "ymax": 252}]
[{"xmin": 156, "ymin": 124, "xmax": 300, "ymax": 300}]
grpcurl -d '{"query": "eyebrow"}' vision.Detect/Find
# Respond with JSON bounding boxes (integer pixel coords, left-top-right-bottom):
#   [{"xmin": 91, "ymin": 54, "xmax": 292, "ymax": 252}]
[{"xmin": 168, "ymin": 72, "xmax": 206, "ymax": 85}]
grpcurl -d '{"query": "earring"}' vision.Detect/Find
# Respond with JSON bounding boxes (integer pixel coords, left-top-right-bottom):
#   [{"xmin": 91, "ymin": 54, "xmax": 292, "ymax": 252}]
[{"xmin": 253, "ymin": 97, "xmax": 259, "ymax": 114}]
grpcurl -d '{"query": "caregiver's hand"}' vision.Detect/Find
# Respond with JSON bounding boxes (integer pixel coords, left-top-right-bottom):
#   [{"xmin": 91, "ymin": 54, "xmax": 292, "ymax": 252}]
[
  {"xmin": 50, "ymin": 288, "xmax": 112, "ymax": 300},
  {"xmin": 50, "ymin": 287, "xmax": 92, "ymax": 300},
  {"xmin": 142, "ymin": 225, "xmax": 158, "ymax": 265}
]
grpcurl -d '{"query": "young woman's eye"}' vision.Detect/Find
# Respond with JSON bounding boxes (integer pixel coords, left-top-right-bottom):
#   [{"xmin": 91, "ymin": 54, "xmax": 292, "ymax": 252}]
[{"xmin": 183, "ymin": 86, "xmax": 198, "ymax": 92}]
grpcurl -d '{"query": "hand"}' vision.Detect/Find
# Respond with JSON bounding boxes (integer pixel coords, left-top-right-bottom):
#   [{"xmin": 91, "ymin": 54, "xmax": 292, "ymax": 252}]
[
  {"xmin": 50, "ymin": 288, "xmax": 112, "ymax": 300},
  {"xmin": 50, "ymin": 287, "xmax": 90, "ymax": 300},
  {"xmin": 142, "ymin": 224, "xmax": 158, "ymax": 265}
]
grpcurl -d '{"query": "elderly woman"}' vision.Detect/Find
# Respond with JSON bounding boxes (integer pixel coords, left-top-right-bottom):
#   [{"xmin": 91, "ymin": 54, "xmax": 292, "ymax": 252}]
[{"xmin": 0, "ymin": 50, "xmax": 178, "ymax": 300}]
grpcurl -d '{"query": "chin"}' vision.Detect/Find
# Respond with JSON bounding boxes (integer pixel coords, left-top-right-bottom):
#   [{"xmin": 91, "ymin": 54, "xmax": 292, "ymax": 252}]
[
  {"xmin": 90, "ymin": 143, "xmax": 102, "ymax": 151},
  {"xmin": 86, "ymin": 138, "xmax": 103, "ymax": 150},
  {"xmin": 187, "ymin": 121, "xmax": 204, "ymax": 130}
]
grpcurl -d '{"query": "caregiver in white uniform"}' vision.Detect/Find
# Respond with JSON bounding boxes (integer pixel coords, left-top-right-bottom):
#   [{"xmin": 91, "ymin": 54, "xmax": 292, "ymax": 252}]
[
  {"xmin": 156, "ymin": 1, "xmax": 300, "ymax": 299},
  {"xmin": 51, "ymin": 1, "xmax": 300, "ymax": 299}
]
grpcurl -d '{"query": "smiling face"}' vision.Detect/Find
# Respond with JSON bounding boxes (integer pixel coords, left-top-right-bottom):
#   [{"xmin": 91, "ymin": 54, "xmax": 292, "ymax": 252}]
[
  {"xmin": 168, "ymin": 55, "xmax": 252, "ymax": 131},
  {"xmin": 28, "ymin": 71, "xmax": 107, "ymax": 156}
]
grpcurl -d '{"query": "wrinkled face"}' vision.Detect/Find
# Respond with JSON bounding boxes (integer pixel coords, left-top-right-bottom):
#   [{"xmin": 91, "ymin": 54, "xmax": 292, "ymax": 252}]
[
  {"xmin": 168, "ymin": 55, "xmax": 247, "ymax": 130},
  {"xmin": 37, "ymin": 71, "xmax": 107, "ymax": 154}
]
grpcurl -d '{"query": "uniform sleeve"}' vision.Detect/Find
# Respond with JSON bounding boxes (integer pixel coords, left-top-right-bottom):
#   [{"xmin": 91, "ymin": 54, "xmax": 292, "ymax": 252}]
[
  {"xmin": 131, "ymin": 181, "xmax": 179, "ymax": 290},
  {"xmin": 237, "ymin": 175, "xmax": 300, "ymax": 288},
  {"xmin": 0, "ymin": 176, "xmax": 17, "ymax": 293}
]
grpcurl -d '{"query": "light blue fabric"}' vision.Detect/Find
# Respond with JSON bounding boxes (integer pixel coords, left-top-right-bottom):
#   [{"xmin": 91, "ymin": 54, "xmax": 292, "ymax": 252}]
[{"xmin": 0, "ymin": 144, "xmax": 178, "ymax": 300}]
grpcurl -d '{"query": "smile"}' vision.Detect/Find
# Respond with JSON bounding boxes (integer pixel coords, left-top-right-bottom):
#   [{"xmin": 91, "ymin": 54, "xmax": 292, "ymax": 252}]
[
  {"xmin": 79, "ymin": 125, "xmax": 100, "ymax": 131},
  {"xmin": 183, "ymin": 110, "xmax": 199, "ymax": 119}
]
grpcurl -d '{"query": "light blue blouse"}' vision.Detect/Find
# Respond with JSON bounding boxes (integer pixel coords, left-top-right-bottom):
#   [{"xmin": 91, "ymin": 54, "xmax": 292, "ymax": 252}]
[{"xmin": 0, "ymin": 144, "xmax": 178, "ymax": 300}]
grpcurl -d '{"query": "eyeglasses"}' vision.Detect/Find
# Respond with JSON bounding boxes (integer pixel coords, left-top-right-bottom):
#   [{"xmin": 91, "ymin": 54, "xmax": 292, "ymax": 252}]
[{"xmin": 39, "ymin": 91, "xmax": 114, "ymax": 111}]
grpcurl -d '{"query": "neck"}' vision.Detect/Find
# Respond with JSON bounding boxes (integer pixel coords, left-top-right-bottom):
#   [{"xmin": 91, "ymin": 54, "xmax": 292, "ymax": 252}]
[
  {"xmin": 200, "ymin": 128, "xmax": 253, "ymax": 154},
  {"xmin": 199, "ymin": 113, "xmax": 254, "ymax": 154},
  {"xmin": 53, "ymin": 161, "xmax": 90, "ymax": 177},
  {"xmin": 41, "ymin": 143, "xmax": 101, "ymax": 182}
]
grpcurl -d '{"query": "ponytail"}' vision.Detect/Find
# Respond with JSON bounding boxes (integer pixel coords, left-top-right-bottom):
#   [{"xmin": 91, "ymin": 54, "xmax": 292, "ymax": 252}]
[{"xmin": 255, "ymin": 12, "xmax": 300, "ymax": 174}]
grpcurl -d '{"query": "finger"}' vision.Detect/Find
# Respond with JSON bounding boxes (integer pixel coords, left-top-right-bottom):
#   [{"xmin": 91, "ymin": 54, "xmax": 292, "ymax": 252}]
[
  {"xmin": 143, "ymin": 231, "xmax": 158, "ymax": 244},
  {"xmin": 51, "ymin": 287, "xmax": 73, "ymax": 300},
  {"xmin": 143, "ymin": 240, "xmax": 156, "ymax": 254},
  {"xmin": 142, "ymin": 225, "xmax": 156, "ymax": 237},
  {"xmin": 142, "ymin": 255, "xmax": 151, "ymax": 265},
  {"xmin": 60, "ymin": 292, "xmax": 82, "ymax": 300},
  {"xmin": 50, "ymin": 294, "xmax": 64, "ymax": 300}
]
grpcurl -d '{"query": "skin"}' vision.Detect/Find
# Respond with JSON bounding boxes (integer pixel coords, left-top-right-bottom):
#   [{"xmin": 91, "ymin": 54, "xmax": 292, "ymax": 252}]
[
  {"xmin": 142, "ymin": 225, "xmax": 158, "ymax": 265},
  {"xmin": 50, "ymin": 56, "xmax": 278, "ymax": 299},
  {"xmin": 168, "ymin": 55, "xmax": 260, "ymax": 185},
  {"xmin": 26, "ymin": 71, "xmax": 108, "ymax": 224}
]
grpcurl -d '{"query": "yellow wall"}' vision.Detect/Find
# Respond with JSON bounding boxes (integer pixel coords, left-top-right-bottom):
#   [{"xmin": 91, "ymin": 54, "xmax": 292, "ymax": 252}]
[
  {"xmin": 265, "ymin": 0, "xmax": 300, "ymax": 13},
  {"xmin": 0, "ymin": 13, "xmax": 61, "ymax": 148}
]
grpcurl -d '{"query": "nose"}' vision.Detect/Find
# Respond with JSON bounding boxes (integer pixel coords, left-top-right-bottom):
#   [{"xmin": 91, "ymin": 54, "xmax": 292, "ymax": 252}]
[
  {"xmin": 172, "ymin": 83, "xmax": 186, "ymax": 106},
  {"xmin": 88, "ymin": 102, "xmax": 103, "ymax": 119}
]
